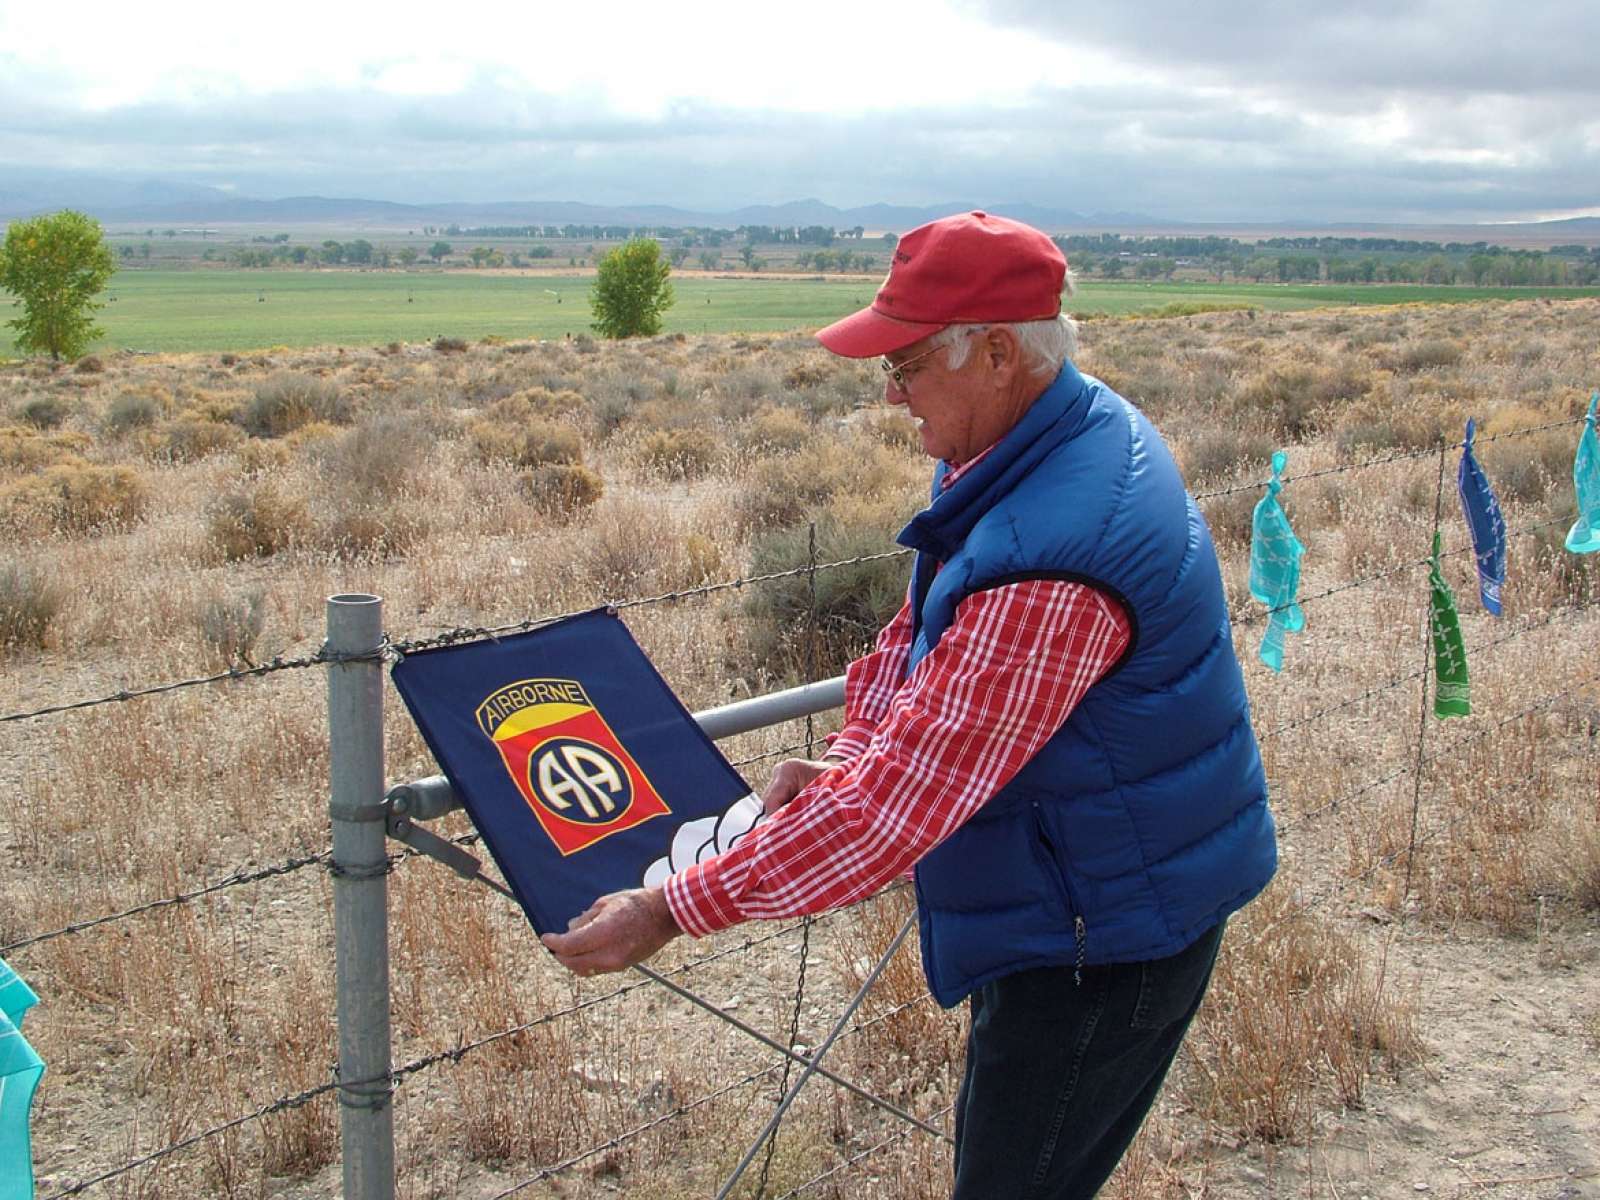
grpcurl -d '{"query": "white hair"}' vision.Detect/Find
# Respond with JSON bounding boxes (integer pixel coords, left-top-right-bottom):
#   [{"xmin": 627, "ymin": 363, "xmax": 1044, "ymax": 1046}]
[{"xmin": 931, "ymin": 312, "xmax": 1080, "ymax": 378}]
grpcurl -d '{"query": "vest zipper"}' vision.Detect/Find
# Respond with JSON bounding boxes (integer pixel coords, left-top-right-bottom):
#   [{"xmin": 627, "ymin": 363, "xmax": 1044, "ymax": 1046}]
[{"xmin": 1032, "ymin": 801, "xmax": 1089, "ymax": 986}]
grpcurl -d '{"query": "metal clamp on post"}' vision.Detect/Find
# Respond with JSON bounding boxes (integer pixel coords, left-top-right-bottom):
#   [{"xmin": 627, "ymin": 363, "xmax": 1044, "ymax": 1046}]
[{"xmin": 385, "ymin": 802, "xmax": 484, "ymax": 883}]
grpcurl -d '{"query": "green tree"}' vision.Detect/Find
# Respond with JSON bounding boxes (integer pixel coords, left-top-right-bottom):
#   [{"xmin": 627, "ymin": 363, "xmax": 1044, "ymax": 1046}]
[
  {"xmin": 0, "ymin": 210, "xmax": 117, "ymax": 362},
  {"xmin": 429, "ymin": 241, "xmax": 452, "ymax": 262},
  {"xmin": 589, "ymin": 237, "xmax": 674, "ymax": 338}
]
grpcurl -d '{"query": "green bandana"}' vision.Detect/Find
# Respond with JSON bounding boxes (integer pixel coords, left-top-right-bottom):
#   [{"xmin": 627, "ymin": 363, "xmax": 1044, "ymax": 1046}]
[{"xmin": 1429, "ymin": 531, "xmax": 1471, "ymax": 718}]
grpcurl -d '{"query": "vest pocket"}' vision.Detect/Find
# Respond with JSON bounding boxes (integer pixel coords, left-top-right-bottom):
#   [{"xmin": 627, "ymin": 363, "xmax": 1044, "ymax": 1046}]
[{"xmin": 1031, "ymin": 801, "xmax": 1088, "ymax": 977}]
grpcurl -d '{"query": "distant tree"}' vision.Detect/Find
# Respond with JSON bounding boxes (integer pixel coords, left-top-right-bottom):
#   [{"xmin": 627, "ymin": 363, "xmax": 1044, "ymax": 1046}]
[
  {"xmin": 429, "ymin": 241, "xmax": 452, "ymax": 263},
  {"xmin": 882, "ymin": 232, "xmax": 898, "ymax": 248},
  {"xmin": 697, "ymin": 250, "xmax": 720, "ymax": 271},
  {"xmin": 589, "ymin": 237, "xmax": 674, "ymax": 339},
  {"xmin": 345, "ymin": 238, "xmax": 374, "ymax": 265},
  {"xmin": 470, "ymin": 246, "xmax": 492, "ymax": 267},
  {"xmin": 669, "ymin": 246, "xmax": 690, "ymax": 267},
  {"xmin": 140, "ymin": 242, "xmax": 152, "ymax": 261},
  {"xmin": 1100, "ymin": 256, "xmax": 1125, "ymax": 279},
  {"xmin": 321, "ymin": 240, "xmax": 345, "ymax": 264},
  {"xmin": 0, "ymin": 209, "xmax": 118, "ymax": 361},
  {"xmin": 397, "ymin": 247, "xmax": 419, "ymax": 268}
]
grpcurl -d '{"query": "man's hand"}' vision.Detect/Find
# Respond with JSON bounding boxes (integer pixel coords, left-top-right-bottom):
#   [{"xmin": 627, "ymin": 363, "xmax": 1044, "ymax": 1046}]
[
  {"xmin": 762, "ymin": 758, "xmax": 832, "ymax": 816},
  {"xmin": 541, "ymin": 887, "xmax": 680, "ymax": 976}
]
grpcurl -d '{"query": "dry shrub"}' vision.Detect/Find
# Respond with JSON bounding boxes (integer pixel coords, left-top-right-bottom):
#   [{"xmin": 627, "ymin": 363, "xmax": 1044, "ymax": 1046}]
[
  {"xmin": 316, "ymin": 410, "xmax": 441, "ymax": 499},
  {"xmin": 737, "ymin": 405, "xmax": 814, "ymax": 454},
  {"xmin": 1182, "ymin": 430, "xmax": 1275, "ymax": 486},
  {"xmin": 834, "ymin": 888, "xmax": 964, "ymax": 1092},
  {"xmin": 1184, "ymin": 887, "xmax": 1421, "ymax": 1141},
  {"xmin": 318, "ymin": 501, "xmax": 431, "ymax": 560},
  {"xmin": 102, "ymin": 388, "xmax": 167, "ymax": 435},
  {"xmin": 1386, "ymin": 338, "xmax": 1465, "ymax": 372},
  {"xmin": 0, "ymin": 560, "xmax": 63, "ymax": 651},
  {"xmin": 244, "ymin": 372, "xmax": 350, "ymax": 436},
  {"xmin": 20, "ymin": 394, "xmax": 72, "ymax": 429},
  {"xmin": 74, "ymin": 354, "xmax": 104, "ymax": 374},
  {"xmin": 1549, "ymin": 809, "xmax": 1600, "ymax": 913},
  {"xmin": 0, "ymin": 461, "xmax": 149, "ymax": 533},
  {"xmin": 433, "ymin": 335, "xmax": 469, "ymax": 354},
  {"xmin": 636, "ymin": 427, "xmax": 720, "ymax": 480},
  {"xmin": 742, "ymin": 494, "xmax": 912, "ymax": 678},
  {"xmin": 1477, "ymin": 430, "xmax": 1573, "ymax": 505},
  {"xmin": 521, "ymin": 463, "xmax": 605, "ymax": 520},
  {"xmin": 1198, "ymin": 488, "xmax": 1260, "ymax": 551},
  {"xmin": 139, "ymin": 417, "xmax": 245, "ymax": 463},
  {"xmin": 852, "ymin": 407, "xmax": 921, "ymax": 453},
  {"xmin": 1521, "ymin": 511, "xmax": 1599, "ymax": 607},
  {"xmin": 0, "ymin": 426, "xmax": 93, "ymax": 469},
  {"xmin": 259, "ymin": 1001, "xmax": 339, "ymax": 1177},
  {"xmin": 206, "ymin": 481, "xmax": 312, "ymax": 560},
  {"xmin": 195, "ymin": 587, "xmax": 267, "ymax": 666},
  {"xmin": 1232, "ymin": 367, "xmax": 1321, "ymax": 440},
  {"xmin": 733, "ymin": 437, "xmax": 920, "ymax": 535},
  {"xmin": 236, "ymin": 438, "xmax": 291, "ymax": 476},
  {"xmin": 468, "ymin": 414, "xmax": 583, "ymax": 468},
  {"xmin": 497, "ymin": 385, "xmax": 585, "ymax": 419}
]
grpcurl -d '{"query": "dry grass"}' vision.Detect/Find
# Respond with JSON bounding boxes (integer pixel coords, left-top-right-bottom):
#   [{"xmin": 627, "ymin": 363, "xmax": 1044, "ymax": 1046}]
[{"xmin": 2, "ymin": 299, "xmax": 1598, "ymax": 1197}]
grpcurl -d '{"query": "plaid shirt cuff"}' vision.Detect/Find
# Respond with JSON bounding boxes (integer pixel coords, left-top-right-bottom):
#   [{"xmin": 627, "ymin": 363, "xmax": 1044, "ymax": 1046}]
[{"xmin": 661, "ymin": 856, "xmax": 741, "ymax": 939}]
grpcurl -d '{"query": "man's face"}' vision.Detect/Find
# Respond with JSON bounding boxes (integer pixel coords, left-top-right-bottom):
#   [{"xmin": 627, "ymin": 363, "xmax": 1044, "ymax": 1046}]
[{"xmin": 881, "ymin": 334, "xmax": 988, "ymax": 464}]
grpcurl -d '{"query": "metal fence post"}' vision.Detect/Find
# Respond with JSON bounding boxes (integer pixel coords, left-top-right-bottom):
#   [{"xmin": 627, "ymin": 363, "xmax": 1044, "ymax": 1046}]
[{"xmin": 326, "ymin": 594, "xmax": 394, "ymax": 1200}]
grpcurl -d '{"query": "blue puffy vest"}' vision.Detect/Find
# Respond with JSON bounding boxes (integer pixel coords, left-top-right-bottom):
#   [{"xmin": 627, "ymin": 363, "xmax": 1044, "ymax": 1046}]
[{"xmin": 901, "ymin": 360, "xmax": 1277, "ymax": 1008}]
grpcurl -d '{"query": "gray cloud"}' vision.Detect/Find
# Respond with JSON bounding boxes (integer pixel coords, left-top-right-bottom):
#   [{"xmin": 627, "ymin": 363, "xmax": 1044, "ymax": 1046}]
[{"xmin": 1, "ymin": 39, "xmax": 1596, "ymax": 223}]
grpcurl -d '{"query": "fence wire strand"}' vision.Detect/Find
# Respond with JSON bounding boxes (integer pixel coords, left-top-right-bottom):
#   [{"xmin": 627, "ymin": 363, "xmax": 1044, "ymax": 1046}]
[{"xmin": 2, "ymin": 849, "xmax": 332, "ymax": 955}]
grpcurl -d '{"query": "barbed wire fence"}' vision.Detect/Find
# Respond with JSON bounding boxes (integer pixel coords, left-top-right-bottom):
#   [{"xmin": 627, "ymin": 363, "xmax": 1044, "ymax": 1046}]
[{"xmin": 4, "ymin": 415, "xmax": 1595, "ymax": 1198}]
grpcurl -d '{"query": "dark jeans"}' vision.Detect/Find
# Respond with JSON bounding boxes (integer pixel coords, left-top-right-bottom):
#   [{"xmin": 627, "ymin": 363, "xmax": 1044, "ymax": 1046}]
[{"xmin": 951, "ymin": 921, "xmax": 1225, "ymax": 1200}]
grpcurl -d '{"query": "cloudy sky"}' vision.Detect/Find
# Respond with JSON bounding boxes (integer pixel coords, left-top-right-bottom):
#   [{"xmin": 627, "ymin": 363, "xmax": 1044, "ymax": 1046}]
[{"xmin": 2, "ymin": 0, "xmax": 1596, "ymax": 223}]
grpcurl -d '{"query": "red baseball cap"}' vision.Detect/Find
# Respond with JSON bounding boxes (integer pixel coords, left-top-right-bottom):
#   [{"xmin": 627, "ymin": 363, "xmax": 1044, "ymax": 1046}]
[{"xmin": 816, "ymin": 211, "xmax": 1067, "ymax": 358}]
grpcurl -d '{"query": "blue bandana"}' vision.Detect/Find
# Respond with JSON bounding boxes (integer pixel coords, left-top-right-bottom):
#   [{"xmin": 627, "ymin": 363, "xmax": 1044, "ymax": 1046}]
[{"xmin": 1456, "ymin": 419, "xmax": 1507, "ymax": 614}]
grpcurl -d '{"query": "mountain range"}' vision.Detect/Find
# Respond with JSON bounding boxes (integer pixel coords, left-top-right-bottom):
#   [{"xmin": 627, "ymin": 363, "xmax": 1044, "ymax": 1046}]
[{"xmin": 3, "ymin": 169, "xmax": 1598, "ymax": 240}]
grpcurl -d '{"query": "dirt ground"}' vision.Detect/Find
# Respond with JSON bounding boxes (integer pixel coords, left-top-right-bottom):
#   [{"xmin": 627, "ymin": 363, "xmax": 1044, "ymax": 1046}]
[{"xmin": 1190, "ymin": 913, "xmax": 1599, "ymax": 1200}]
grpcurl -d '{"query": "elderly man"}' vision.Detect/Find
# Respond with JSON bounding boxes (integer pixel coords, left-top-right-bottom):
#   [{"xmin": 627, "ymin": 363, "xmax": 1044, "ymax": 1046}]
[{"xmin": 545, "ymin": 211, "xmax": 1277, "ymax": 1198}]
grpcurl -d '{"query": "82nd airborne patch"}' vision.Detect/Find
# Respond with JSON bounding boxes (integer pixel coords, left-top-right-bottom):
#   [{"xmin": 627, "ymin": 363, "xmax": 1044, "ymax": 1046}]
[{"xmin": 476, "ymin": 677, "xmax": 671, "ymax": 855}]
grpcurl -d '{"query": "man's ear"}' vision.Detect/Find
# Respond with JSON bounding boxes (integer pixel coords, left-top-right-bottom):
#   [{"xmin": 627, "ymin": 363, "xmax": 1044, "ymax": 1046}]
[{"xmin": 983, "ymin": 325, "xmax": 1023, "ymax": 377}]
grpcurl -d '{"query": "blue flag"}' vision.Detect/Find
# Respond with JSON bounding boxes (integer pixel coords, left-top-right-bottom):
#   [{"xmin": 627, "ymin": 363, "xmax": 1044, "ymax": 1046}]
[
  {"xmin": 1567, "ymin": 392, "xmax": 1600, "ymax": 555},
  {"xmin": 1457, "ymin": 418, "xmax": 1507, "ymax": 615},
  {"xmin": 391, "ymin": 609, "xmax": 760, "ymax": 935},
  {"xmin": 0, "ymin": 957, "xmax": 43, "ymax": 1200},
  {"xmin": 1249, "ymin": 450, "xmax": 1306, "ymax": 672}
]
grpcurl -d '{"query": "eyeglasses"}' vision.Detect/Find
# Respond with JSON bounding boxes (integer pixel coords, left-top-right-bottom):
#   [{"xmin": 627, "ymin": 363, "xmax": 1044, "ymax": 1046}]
[{"xmin": 879, "ymin": 343, "xmax": 944, "ymax": 393}]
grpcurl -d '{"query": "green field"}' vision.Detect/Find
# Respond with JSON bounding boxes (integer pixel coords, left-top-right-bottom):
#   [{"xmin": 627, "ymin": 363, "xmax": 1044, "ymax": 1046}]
[{"xmin": 6, "ymin": 269, "xmax": 1600, "ymax": 356}]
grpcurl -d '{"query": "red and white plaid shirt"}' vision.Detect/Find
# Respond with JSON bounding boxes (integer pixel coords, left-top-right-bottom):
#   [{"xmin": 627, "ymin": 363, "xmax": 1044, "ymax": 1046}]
[{"xmin": 662, "ymin": 461, "xmax": 1132, "ymax": 938}]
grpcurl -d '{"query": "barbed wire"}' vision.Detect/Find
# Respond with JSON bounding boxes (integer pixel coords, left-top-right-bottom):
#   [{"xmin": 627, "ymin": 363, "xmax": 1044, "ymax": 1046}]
[
  {"xmin": 1232, "ymin": 514, "xmax": 1572, "ymax": 627},
  {"xmin": 387, "ymin": 549, "xmax": 913, "ymax": 656},
  {"xmin": 0, "ymin": 647, "xmax": 347, "ymax": 726},
  {"xmin": 41, "ymin": 1075, "xmax": 338, "ymax": 1199},
  {"xmin": 2, "ymin": 848, "xmax": 332, "ymax": 955},
  {"xmin": 1192, "ymin": 415, "xmax": 1585, "ymax": 504},
  {"xmin": 1259, "ymin": 600, "xmax": 1587, "ymax": 744},
  {"xmin": 1273, "ymin": 667, "xmax": 1600, "ymax": 843}
]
